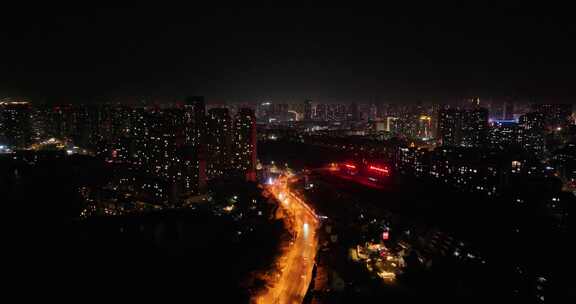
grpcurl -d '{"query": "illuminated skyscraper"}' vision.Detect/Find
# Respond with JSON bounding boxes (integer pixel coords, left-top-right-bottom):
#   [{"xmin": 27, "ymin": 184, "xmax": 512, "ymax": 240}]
[
  {"xmin": 439, "ymin": 107, "xmax": 488, "ymax": 147},
  {"xmin": 489, "ymin": 120, "xmax": 521, "ymax": 149},
  {"xmin": 519, "ymin": 112, "xmax": 546, "ymax": 157},
  {"xmin": 103, "ymin": 107, "xmax": 207, "ymax": 203},
  {"xmin": 334, "ymin": 104, "xmax": 347, "ymax": 121},
  {"xmin": 184, "ymin": 96, "xmax": 206, "ymax": 148},
  {"xmin": 206, "ymin": 108, "xmax": 232, "ymax": 179},
  {"xmin": 232, "ymin": 108, "xmax": 257, "ymax": 181},
  {"xmin": 314, "ymin": 103, "xmax": 327, "ymax": 121},
  {"xmin": 431, "ymin": 103, "xmax": 441, "ymax": 139},
  {"xmin": 183, "ymin": 96, "xmax": 207, "ymax": 191},
  {"xmin": 418, "ymin": 115, "xmax": 432, "ymax": 139},
  {"xmin": 255, "ymin": 101, "xmax": 271, "ymax": 121},
  {"xmin": 438, "ymin": 107, "xmax": 462, "ymax": 146},
  {"xmin": 460, "ymin": 108, "xmax": 489, "ymax": 147},
  {"xmin": 531, "ymin": 103, "xmax": 573, "ymax": 129},
  {"xmin": 0, "ymin": 100, "xmax": 32, "ymax": 148}
]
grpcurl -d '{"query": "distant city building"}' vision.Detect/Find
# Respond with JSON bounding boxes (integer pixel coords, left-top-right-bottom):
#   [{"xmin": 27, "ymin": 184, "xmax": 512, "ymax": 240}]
[
  {"xmin": 385, "ymin": 117, "xmax": 399, "ymax": 133},
  {"xmin": 531, "ymin": 103, "xmax": 573, "ymax": 129},
  {"xmin": 314, "ymin": 103, "xmax": 327, "ymax": 121},
  {"xmin": 184, "ymin": 96, "xmax": 207, "ymax": 191},
  {"xmin": 438, "ymin": 108, "xmax": 462, "ymax": 146},
  {"xmin": 418, "ymin": 115, "xmax": 432, "ymax": 139},
  {"xmin": 368, "ymin": 104, "xmax": 378, "ymax": 121},
  {"xmin": 0, "ymin": 100, "xmax": 32, "ymax": 148},
  {"xmin": 374, "ymin": 120, "xmax": 387, "ymax": 132},
  {"xmin": 206, "ymin": 108, "xmax": 232, "ymax": 179},
  {"xmin": 184, "ymin": 96, "xmax": 206, "ymax": 148},
  {"xmin": 98, "ymin": 107, "xmax": 206, "ymax": 203},
  {"xmin": 288, "ymin": 103, "xmax": 305, "ymax": 121},
  {"xmin": 255, "ymin": 102, "xmax": 294, "ymax": 122},
  {"xmin": 255, "ymin": 101, "xmax": 271, "ymax": 121},
  {"xmin": 266, "ymin": 103, "xmax": 289, "ymax": 121},
  {"xmin": 2, "ymin": 97, "xmax": 258, "ymax": 205},
  {"xmin": 303, "ymin": 99, "xmax": 313, "ymax": 121},
  {"xmin": 460, "ymin": 108, "xmax": 489, "ymax": 147},
  {"xmin": 386, "ymin": 113, "xmax": 419, "ymax": 138},
  {"xmin": 439, "ymin": 107, "xmax": 488, "ymax": 147},
  {"xmin": 232, "ymin": 108, "xmax": 257, "ymax": 181},
  {"xmin": 347, "ymin": 102, "xmax": 359, "ymax": 121},
  {"xmin": 519, "ymin": 112, "xmax": 546, "ymax": 157},
  {"xmin": 489, "ymin": 120, "xmax": 521, "ymax": 149},
  {"xmin": 334, "ymin": 104, "xmax": 347, "ymax": 121},
  {"xmin": 431, "ymin": 103, "xmax": 441, "ymax": 139},
  {"xmin": 552, "ymin": 143, "xmax": 576, "ymax": 190},
  {"xmin": 311, "ymin": 103, "xmax": 356, "ymax": 122},
  {"xmin": 396, "ymin": 146, "xmax": 550, "ymax": 196}
]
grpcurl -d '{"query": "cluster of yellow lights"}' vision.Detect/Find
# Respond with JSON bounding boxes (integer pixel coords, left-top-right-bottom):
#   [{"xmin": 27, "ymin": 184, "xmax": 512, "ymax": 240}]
[
  {"xmin": 377, "ymin": 271, "xmax": 396, "ymax": 281},
  {"xmin": 0, "ymin": 101, "xmax": 30, "ymax": 105}
]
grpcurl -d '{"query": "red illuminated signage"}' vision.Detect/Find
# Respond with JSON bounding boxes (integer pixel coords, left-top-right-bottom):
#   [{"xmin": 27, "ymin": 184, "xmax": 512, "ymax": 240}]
[
  {"xmin": 369, "ymin": 165, "xmax": 389, "ymax": 174},
  {"xmin": 382, "ymin": 231, "xmax": 389, "ymax": 240}
]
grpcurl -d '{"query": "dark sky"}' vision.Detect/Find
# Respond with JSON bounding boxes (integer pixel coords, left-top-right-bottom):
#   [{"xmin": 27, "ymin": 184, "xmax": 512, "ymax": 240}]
[{"xmin": 1, "ymin": 6, "xmax": 575, "ymax": 104}]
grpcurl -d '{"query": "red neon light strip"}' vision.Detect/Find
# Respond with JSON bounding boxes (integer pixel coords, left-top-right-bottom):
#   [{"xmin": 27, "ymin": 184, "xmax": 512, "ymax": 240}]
[
  {"xmin": 369, "ymin": 166, "xmax": 389, "ymax": 173},
  {"xmin": 344, "ymin": 164, "xmax": 356, "ymax": 169}
]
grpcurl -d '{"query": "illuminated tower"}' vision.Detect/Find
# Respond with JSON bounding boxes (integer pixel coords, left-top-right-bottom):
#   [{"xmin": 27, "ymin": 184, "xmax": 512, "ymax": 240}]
[
  {"xmin": 531, "ymin": 103, "xmax": 573, "ymax": 130},
  {"xmin": 232, "ymin": 108, "xmax": 257, "ymax": 181},
  {"xmin": 315, "ymin": 103, "xmax": 327, "ymax": 121},
  {"xmin": 438, "ymin": 107, "xmax": 462, "ymax": 146},
  {"xmin": 439, "ymin": 107, "xmax": 488, "ymax": 147},
  {"xmin": 184, "ymin": 96, "xmax": 207, "ymax": 191},
  {"xmin": 418, "ymin": 115, "xmax": 432, "ymax": 139},
  {"xmin": 519, "ymin": 112, "xmax": 546, "ymax": 157},
  {"xmin": 460, "ymin": 108, "xmax": 489, "ymax": 147},
  {"xmin": 0, "ymin": 100, "xmax": 32, "ymax": 148},
  {"xmin": 206, "ymin": 108, "xmax": 232, "ymax": 179},
  {"xmin": 184, "ymin": 96, "xmax": 206, "ymax": 148}
]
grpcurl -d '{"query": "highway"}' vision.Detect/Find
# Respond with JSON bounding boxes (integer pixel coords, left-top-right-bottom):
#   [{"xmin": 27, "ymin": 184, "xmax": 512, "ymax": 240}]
[{"xmin": 255, "ymin": 175, "xmax": 319, "ymax": 304}]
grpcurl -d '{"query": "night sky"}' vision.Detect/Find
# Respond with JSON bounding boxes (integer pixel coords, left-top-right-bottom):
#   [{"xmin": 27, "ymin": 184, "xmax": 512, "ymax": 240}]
[{"xmin": 1, "ymin": 6, "xmax": 575, "ymax": 103}]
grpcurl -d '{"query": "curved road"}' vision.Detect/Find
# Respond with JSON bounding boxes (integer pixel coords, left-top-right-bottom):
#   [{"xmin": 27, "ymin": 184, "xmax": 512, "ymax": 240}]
[{"xmin": 255, "ymin": 175, "xmax": 319, "ymax": 304}]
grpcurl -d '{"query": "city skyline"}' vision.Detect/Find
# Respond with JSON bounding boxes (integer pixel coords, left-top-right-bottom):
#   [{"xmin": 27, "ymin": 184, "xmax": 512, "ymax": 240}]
[{"xmin": 2, "ymin": 6, "xmax": 575, "ymax": 303}]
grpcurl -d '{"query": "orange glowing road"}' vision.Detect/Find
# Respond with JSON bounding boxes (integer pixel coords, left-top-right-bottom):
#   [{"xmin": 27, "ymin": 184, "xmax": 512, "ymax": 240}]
[{"xmin": 255, "ymin": 175, "xmax": 319, "ymax": 304}]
